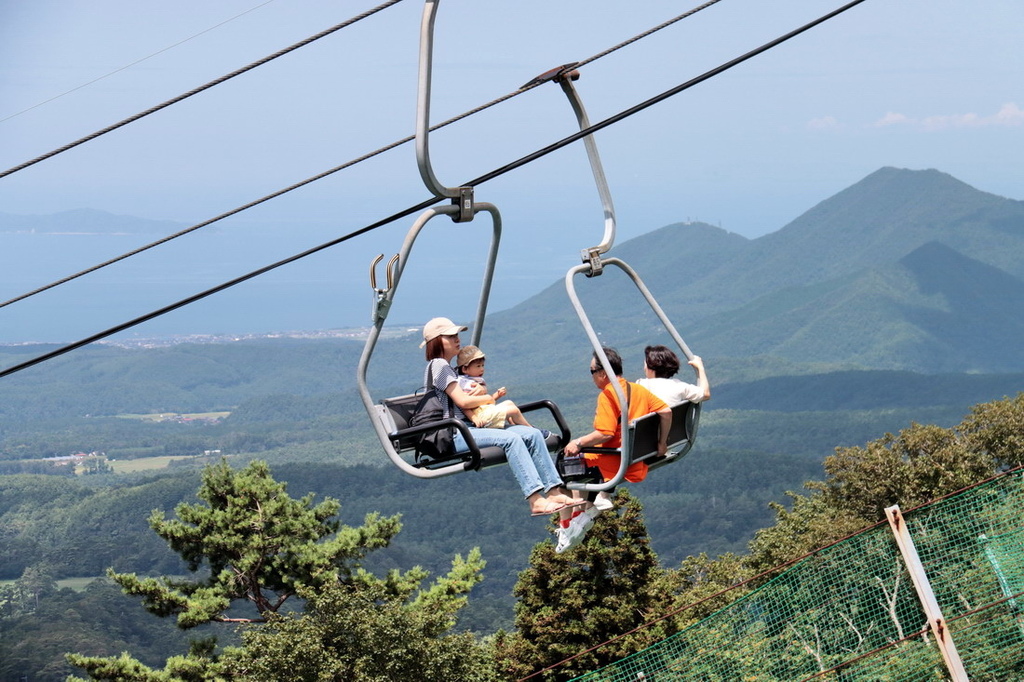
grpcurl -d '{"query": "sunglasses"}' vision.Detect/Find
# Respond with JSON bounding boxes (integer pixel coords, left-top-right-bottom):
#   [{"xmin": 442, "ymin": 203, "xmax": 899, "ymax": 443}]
[{"xmin": 589, "ymin": 367, "xmax": 604, "ymax": 375}]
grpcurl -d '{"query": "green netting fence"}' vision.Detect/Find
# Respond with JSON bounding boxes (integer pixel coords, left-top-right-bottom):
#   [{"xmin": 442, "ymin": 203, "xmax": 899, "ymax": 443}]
[{"xmin": 570, "ymin": 469, "xmax": 1024, "ymax": 681}]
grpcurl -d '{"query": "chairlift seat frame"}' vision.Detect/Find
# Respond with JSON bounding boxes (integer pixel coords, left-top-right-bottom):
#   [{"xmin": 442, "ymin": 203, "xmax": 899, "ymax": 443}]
[
  {"xmin": 628, "ymin": 399, "xmax": 701, "ymax": 469},
  {"xmin": 377, "ymin": 394, "xmax": 570, "ymax": 471},
  {"xmin": 358, "ymin": 0, "xmax": 567, "ymax": 480},
  {"xmin": 559, "ymin": 400, "xmax": 701, "ymax": 482}
]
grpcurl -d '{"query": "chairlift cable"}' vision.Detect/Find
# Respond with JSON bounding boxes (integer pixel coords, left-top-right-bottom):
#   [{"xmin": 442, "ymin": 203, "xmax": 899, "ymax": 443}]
[
  {"xmin": 0, "ymin": 87, "xmax": 531, "ymax": 312},
  {"xmin": 0, "ymin": 0, "xmax": 406, "ymax": 181},
  {"xmin": 0, "ymin": 0, "xmax": 727, "ymax": 312},
  {"xmin": 0, "ymin": 0, "xmax": 280, "ymax": 125},
  {"xmin": 573, "ymin": 0, "xmax": 726, "ymax": 71},
  {"xmin": 475, "ymin": 0, "xmax": 869, "ymax": 189},
  {"xmin": 0, "ymin": 193, "xmax": 443, "ymax": 380},
  {"xmin": 0, "ymin": 0, "xmax": 867, "ymax": 380}
]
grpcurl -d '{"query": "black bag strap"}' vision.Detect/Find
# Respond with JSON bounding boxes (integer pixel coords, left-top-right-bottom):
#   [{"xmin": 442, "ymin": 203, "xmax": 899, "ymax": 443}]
[{"xmin": 424, "ymin": 361, "xmax": 451, "ymax": 419}]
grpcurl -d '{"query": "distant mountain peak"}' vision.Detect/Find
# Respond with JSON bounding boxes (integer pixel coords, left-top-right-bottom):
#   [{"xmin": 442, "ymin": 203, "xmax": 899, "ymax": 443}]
[
  {"xmin": 748, "ymin": 166, "xmax": 1023, "ymax": 280},
  {"xmin": 899, "ymin": 239, "xmax": 1024, "ymax": 297},
  {"xmin": 863, "ymin": 166, "xmax": 963, "ymax": 185},
  {"xmin": 840, "ymin": 166, "xmax": 1006, "ymax": 204},
  {"xmin": 490, "ymin": 167, "xmax": 1024, "ymax": 376},
  {"xmin": 789, "ymin": 166, "xmax": 1005, "ymax": 228}
]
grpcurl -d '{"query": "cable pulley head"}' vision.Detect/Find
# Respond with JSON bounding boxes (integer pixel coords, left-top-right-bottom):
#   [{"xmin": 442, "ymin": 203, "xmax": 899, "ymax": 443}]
[
  {"xmin": 581, "ymin": 247, "xmax": 605, "ymax": 278},
  {"xmin": 451, "ymin": 186, "xmax": 475, "ymax": 223},
  {"xmin": 520, "ymin": 62, "xmax": 580, "ymax": 90}
]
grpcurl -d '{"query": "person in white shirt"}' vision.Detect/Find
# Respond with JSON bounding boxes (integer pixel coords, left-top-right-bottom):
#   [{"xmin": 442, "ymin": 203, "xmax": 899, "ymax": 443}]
[{"xmin": 636, "ymin": 345, "xmax": 711, "ymax": 405}]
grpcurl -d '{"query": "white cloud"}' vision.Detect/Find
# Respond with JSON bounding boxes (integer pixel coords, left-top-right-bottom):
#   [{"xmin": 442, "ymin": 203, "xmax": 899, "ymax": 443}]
[
  {"xmin": 806, "ymin": 113, "xmax": 839, "ymax": 129},
  {"xmin": 922, "ymin": 112, "xmax": 983, "ymax": 131},
  {"xmin": 872, "ymin": 103, "xmax": 1023, "ymax": 131},
  {"xmin": 874, "ymin": 112, "xmax": 912, "ymax": 127},
  {"xmin": 993, "ymin": 102, "xmax": 1024, "ymax": 126},
  {"xmin": 807, "ymin": 115, "xmax": 840, "ymax": 130}
]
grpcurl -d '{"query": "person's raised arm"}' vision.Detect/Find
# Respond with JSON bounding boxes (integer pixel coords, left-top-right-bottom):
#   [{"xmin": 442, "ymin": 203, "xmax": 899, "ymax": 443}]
[{"xmin": 689, "ymin": 355, "xmax": 711, "ymax": 402}]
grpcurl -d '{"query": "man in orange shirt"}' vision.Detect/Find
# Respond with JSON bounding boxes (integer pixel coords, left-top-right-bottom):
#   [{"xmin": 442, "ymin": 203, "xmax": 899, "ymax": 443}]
[{"xmin": 556, "ymin": 347, "xmax": 671, "ymax": 552}]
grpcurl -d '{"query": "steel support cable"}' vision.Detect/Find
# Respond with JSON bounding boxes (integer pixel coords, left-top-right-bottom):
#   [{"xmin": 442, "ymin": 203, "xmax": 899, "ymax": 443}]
[
  {"xmin": 572, "ymin": 0, "xmax": 726, "ymax": 71},
  {"xmin": 0, "ymin": 0, "xmax": 405, "ymax": 181},
  {"xmin": 0, "ymin": 0, "xmax": 868, "ymax": 380},
  {"xmin": 0, "ymin": 87, "xmax": 525, "ymax": 312},
  {"xmin": 0, "ymin": 0, "xmax": 280, "ymax": 125},
  {"xmin": 0, "ymin": 0, "xmax": 728, "ymax": 312},
  {"xmin": 468, "ymin": 0, "xmax": 869, "ymax": 189}
]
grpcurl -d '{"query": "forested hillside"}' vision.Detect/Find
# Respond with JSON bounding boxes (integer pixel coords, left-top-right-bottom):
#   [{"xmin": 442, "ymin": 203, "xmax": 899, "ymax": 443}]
[
  {"xmin": 4, "ymin": 395, "xmax": 1021, "ymax": 681},
  {"xmin": 2, "ymin": 167, "xmax": 1024, "ymax": 680},
  {"xmin": 4, "ymin": 337, "xmax": 1022, "ymax": 471}
]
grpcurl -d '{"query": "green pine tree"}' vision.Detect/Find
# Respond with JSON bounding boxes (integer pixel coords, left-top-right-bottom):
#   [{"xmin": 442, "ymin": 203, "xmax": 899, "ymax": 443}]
[
  {"xmin": 67, "ymin": 459, "xmax": 492, "ymax": 681},
  {"xmin": 492, "ymin": 490, "xmax": 664, "ymax": 681},
  {"xmin": 220, "ymin": 569, "xmax": 498, "ymax": 682},
  {"xmin": 106, "ymin": 459, "xmax": 401, "ymax": 628}
]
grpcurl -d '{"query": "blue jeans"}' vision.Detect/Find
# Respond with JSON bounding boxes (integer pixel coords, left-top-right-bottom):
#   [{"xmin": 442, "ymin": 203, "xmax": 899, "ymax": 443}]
[{"xmin": 453, "ymin": 424, "xmax": 563, "ymax": 499}]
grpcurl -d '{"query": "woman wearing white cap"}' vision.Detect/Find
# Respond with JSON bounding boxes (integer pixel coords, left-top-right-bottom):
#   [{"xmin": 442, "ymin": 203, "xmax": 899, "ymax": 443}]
[{"xmin": 420, "ymin": 317, "xmax": 579, "ymax": 516}]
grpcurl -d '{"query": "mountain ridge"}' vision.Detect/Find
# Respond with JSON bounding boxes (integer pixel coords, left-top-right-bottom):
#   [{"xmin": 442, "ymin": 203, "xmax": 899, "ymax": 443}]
[
  {"xmin": 3, "ymin": 167, "xmax": 1021, "ymax": 377},
  {"xmin": 661, "ymin": 167, "xmax": 1024, "ymax": 316},
  {"xmin": 485, "ymin": 167, "xmax": 1024, "ymax": 377}
]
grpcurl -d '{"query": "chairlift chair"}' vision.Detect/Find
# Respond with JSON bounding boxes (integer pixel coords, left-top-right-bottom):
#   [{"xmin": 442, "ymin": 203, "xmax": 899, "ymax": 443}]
[
  {"xmin": 533, "ymin": 66, "xmax": 703, "ymax": 492},
  {"xmin": 356, "ymin": 0, "xmax": 570, "ymax": 479}
]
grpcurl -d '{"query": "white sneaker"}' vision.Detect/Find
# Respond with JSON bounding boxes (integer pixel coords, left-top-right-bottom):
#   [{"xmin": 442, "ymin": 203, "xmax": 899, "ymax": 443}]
[
  {"xmin": 555, "ymin": 512, "xmax": 594, "ymax": 553},
  {"xmin": 555, "ymin": 527, "xmax": 571, "ymax": 553},
  {"xmin": 593, "ymin": 492, "xmax": 614, "ymax": 511}
]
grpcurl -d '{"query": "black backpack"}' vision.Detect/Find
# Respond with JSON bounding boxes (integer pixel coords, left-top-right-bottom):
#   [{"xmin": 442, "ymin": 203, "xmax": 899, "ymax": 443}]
[{"xmin": 409, "ymin": 363, "xmax": 455, "ymax": 462}]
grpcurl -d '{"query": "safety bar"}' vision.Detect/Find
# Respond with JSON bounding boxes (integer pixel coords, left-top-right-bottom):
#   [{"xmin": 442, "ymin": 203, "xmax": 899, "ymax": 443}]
[
  {"xmin": 392, "ymin": 415, "xmax": 486, "ymax": 470},
  {"xmin": 518, "ymin": 399, "xmax": 572, "ymax": 452}
]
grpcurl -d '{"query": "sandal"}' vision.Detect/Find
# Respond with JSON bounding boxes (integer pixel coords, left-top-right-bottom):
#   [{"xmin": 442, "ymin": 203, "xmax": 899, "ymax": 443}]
[
  {"xmin": 548, "ymin": 495, "xmax": 586, "ymax": 509},
  {"xmin": 530, "ymin": 500, "xmax": 568, "ymax": 516}
]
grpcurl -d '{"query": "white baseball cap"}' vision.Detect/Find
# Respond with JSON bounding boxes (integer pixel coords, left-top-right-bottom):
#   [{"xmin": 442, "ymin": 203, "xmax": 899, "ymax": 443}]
[{"xmin": 419, "ymin": 317, "xmax": 468, "ymax": 347}]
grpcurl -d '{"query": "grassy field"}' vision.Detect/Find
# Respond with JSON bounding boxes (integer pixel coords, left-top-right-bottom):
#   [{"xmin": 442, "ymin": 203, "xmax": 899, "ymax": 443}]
[
  {"xmin": 108, "ymin": 456, "xmax": 200, "ymax": 473},
  {"xmin": 58, "ymin": 576, "xmax": 103, "ymax": 590},
  {"xmin": 9, "ymin": 453, "xmax": 217, "ymax": 476},
  {"xmin": 0, "ymin": 577, "xmax": 103, "ymax": 592}
]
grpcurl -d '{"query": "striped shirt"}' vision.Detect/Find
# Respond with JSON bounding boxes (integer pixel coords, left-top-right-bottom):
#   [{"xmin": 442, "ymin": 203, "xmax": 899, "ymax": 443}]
[{"xmin": 425, "ymin": 358, "xmax": 467, "ymax": 422}]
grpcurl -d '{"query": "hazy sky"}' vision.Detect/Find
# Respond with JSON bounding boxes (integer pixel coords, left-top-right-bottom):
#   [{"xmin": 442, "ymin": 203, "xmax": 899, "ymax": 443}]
[{"xmin": 0, "ymin": 0, "xmax": 1021, "ymax": 341}]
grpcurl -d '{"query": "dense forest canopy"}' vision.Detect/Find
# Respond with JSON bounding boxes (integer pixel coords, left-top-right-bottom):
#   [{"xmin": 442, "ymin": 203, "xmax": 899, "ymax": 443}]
[{"xmin": 2, "ymin": 393, "xmax": 1023, "ymax": 680}]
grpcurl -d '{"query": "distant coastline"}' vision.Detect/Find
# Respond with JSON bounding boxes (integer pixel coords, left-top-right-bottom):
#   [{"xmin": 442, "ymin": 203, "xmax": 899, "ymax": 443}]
[{"xmin": 0, "ymin": 327, "xmax": 421, "ymax": 349}]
